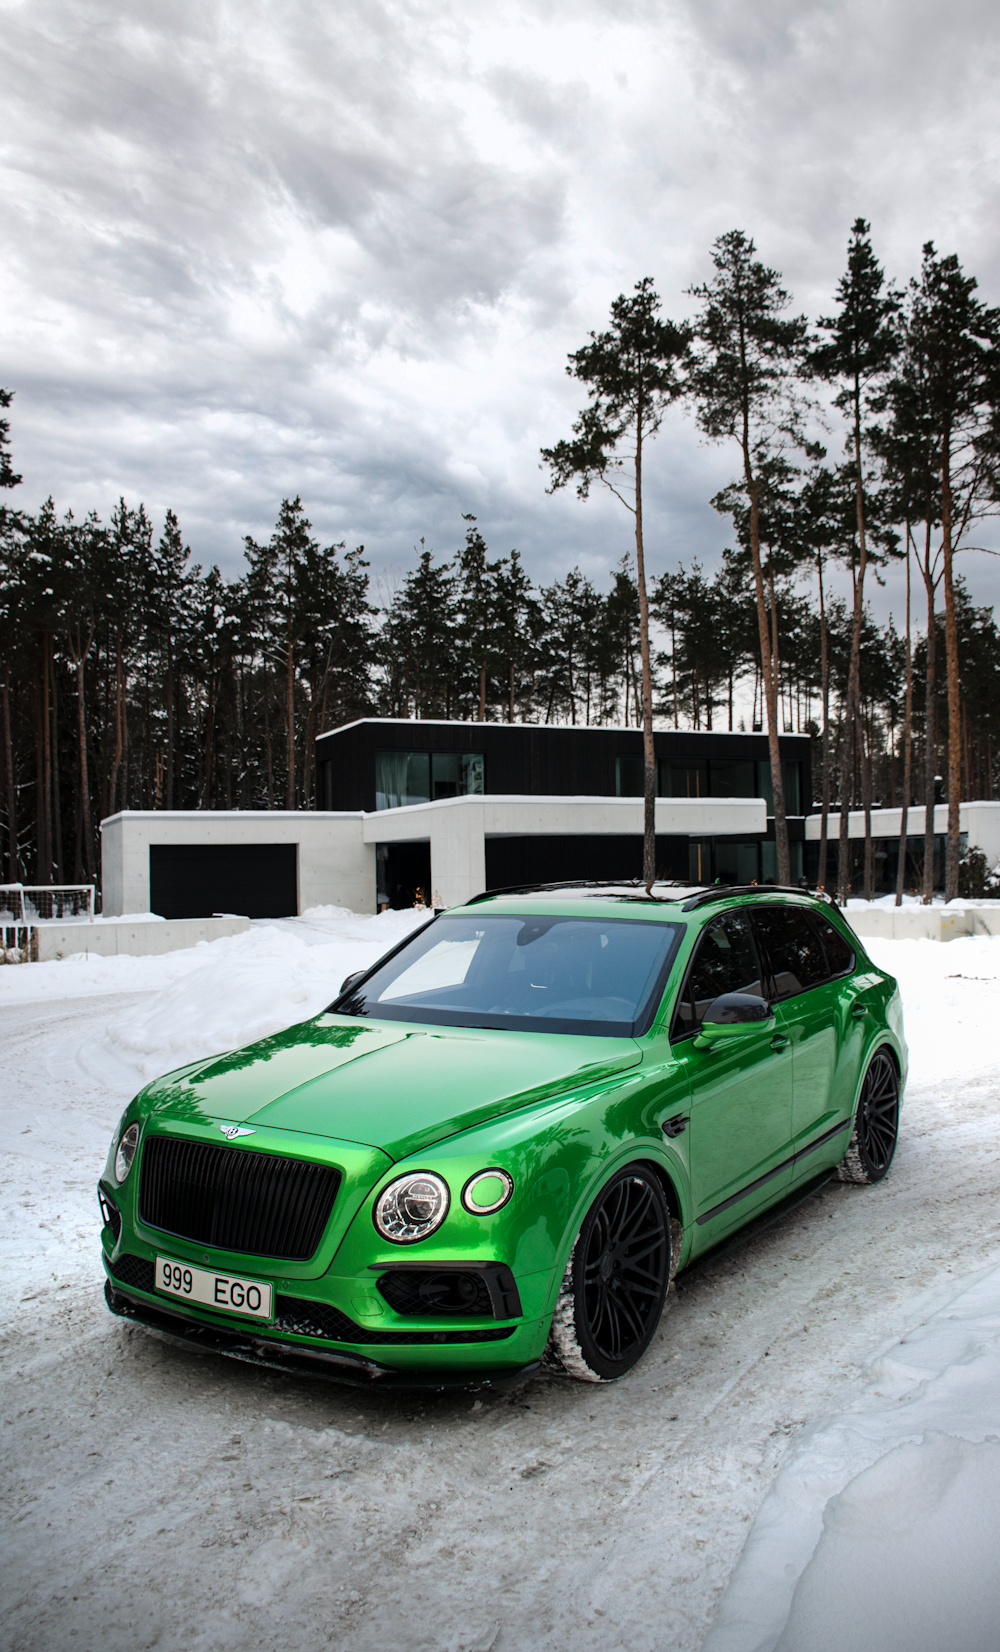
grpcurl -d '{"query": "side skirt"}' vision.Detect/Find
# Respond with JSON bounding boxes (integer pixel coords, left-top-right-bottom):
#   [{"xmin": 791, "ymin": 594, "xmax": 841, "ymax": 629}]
[{"xmin": 695, "ymin": 1118, "xmax": 852, "ymax": 1227}]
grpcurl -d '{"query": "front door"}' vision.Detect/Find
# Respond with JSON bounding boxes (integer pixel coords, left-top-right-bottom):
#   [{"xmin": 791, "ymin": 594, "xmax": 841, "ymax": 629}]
[{"xmin": 671, "ymin": 909, "xmax": 793, "ymax": 1240}]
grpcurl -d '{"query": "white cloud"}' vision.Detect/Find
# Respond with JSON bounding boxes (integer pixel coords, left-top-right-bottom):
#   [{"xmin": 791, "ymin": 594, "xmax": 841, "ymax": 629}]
[{"xmin": 1, "ymin": 0, "xmax": 999, "ymax": 618}]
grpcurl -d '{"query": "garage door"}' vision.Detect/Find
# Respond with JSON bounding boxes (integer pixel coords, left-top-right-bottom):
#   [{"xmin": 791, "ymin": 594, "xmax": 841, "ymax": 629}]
[{"xmin": 149, "ymin": 843, "xmax": 298, "ymax": 920}]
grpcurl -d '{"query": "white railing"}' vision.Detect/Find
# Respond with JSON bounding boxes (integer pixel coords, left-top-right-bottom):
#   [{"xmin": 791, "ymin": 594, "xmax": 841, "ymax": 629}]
[{"xmin": 0, "ymin": 884, "xmax": 96, "ymax": 962}]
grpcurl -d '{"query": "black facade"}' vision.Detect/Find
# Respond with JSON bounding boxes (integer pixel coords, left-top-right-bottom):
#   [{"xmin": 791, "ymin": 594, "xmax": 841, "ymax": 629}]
[
  {"xmin": 315, "ymin": 719, "xmax": 812, "ymax": 814},
  {"xmin": 317, "ymin": 720, "xmax": 813, "ymax": 908}
]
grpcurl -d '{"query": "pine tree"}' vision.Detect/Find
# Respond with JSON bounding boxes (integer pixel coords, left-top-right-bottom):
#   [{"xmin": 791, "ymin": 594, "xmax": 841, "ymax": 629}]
[
  {"xmin": 810, "ymin": 221, "xmax": 902, "ymax": 901},
  {"xmin": 688, "ymin": 232, "xmax": 811, "ymax": 885},
  {"xmin": 542, "ymin": 277, "xmax": 691, "ymax": 884}
]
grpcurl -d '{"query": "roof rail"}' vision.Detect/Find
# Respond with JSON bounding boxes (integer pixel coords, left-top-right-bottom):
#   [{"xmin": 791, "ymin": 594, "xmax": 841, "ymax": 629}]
[
  {"xmin": 680, "ymin": 883, "xmax": 836, "ymax": 912},
  {"xmin": 465, "ymin": 879, "xmax": 702, "ymax": 905}
]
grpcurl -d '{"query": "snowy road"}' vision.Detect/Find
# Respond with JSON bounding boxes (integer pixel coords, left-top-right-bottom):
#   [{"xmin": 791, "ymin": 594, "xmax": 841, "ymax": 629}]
[{"xmin": 3, "ymin": 935, "xmax": 1000, "ymax": 1652}]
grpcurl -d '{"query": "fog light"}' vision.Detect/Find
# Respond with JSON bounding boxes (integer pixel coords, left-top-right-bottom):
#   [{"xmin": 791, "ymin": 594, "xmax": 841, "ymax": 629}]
[
  {"xmin": 374, "ymin": 1172, "xmax": 450, "ymax": 1243},
  {"xmin": 462, "ymin": 1169, "xmax": 513, "ymax": 1215},
  {"xmin": 114, "ymin": 1122, "xmax": 139, "ymax": 1184}
]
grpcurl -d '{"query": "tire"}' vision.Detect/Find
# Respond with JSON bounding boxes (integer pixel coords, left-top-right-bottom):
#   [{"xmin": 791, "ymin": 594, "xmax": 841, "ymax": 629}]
[
  {"xmin": 546, "ymin": 1165, "xmax": 671, "ymax": 1382},
  {"xmin": 837, "ymin": 1047, "xmax": 900, "ymax": 1185}
]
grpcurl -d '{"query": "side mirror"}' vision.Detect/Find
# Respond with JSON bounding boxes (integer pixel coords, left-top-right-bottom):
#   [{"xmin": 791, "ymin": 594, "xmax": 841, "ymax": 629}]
[
  {"xmin": 339, "ymin": 970, "xmax": 365, "ymax": 997},
  {"xmin": 694, "ymin": 992, "xmax": 774, "ymax": 1048}
]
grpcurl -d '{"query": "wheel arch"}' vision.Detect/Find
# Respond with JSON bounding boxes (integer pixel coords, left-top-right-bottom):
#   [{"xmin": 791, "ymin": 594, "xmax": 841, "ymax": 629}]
[{"xmin": 543, "ymin": 1146, "xmax": 685, "ymax": 1319}]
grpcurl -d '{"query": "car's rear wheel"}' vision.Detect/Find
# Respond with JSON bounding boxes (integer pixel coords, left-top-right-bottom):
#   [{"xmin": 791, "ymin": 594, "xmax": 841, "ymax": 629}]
[
  {"xmin": 838, "ymin": 1047, "xmax": 899, "ymax": 1184},
  {"xmin": 546, "ymin": 1165, "xmax": 670, "ymax": 1382}
]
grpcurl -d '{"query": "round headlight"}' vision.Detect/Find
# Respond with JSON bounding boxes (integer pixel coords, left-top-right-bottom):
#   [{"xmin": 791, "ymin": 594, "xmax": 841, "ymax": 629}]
[
  {"xmin": 114, "ymin": 1122, "xmax": 140, "ymax": 1184},
  {"xmin": 374, "ymin": 1172, "xmax": 450, "ymax": 1243},
  {"xmin": 462, "ymin": 1169, "xmax": 514, "ymax": 1215}
]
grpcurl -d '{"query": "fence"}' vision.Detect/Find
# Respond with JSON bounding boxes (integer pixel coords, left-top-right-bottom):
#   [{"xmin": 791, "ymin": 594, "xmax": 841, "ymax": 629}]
[{"xmin": 0, "ymin": 884, "xmax": 96, "ymax": 962}]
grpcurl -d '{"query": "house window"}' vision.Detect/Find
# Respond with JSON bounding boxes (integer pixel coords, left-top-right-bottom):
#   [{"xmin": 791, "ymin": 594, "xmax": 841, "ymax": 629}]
[{"xmin": 375, "ymin": 751, "xmax": 485, "ymax": 811}]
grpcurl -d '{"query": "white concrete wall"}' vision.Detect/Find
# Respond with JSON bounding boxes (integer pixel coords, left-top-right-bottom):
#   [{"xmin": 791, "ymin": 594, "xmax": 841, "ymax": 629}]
[
  {"xmin": 100, "ymin": 812, "xmax": 374, "ymax": 917},
  {"xmin": 363, "ymin": 793, "xmax": 768, "ymax": 909},
  {"xmin": 34, "ymin": 915, "xmax": 251, "ymax": 960},
  {"xmin": 846, "ymin": 905, "xmax": 1000, "ymax": 942},
  {"xmin": 804, "ymin": 802, "xmax": 1000, "ymax": 866}
]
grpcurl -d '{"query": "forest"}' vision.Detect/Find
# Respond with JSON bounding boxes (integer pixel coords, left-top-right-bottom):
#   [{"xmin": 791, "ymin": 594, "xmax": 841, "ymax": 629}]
[{"xmin": 1, "ymin": 224, "xmax": 999, "ymax": 903}]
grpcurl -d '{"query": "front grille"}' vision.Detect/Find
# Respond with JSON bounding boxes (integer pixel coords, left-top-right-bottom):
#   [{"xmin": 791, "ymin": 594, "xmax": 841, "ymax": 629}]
[
  {"xmin": 111, "ymin": 1253, "xmax": 156, "ymax": 1291},
  {"xmin": 138, "ymin": 1135, "xmax": 339, "ymax": 1260},
  {"xmin": 377, "ymin": 1270, "xmax": 494, "ymax": 1317},
  {"xmin": 274, "ymin": 1296, "xmax": 515, "ymax": 1346}
]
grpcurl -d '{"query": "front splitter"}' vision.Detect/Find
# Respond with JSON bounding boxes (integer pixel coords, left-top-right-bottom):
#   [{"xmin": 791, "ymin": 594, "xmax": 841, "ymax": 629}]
[{"xmin": 105, "ymin": 1282, "xmax": 541, "ymax": 1392}]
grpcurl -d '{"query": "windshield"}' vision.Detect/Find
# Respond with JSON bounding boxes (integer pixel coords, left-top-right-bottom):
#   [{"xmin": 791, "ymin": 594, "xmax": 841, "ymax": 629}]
[{"xmin": 333, "ymin": 914, "xmax": 683, "ymax": 1037}]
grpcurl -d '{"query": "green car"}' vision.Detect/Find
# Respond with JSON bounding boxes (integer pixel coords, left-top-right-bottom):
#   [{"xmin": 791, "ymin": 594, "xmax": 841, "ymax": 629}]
[{"xmin": 100, "ymin": 884, "xmax": 906, "ymax": 1388}]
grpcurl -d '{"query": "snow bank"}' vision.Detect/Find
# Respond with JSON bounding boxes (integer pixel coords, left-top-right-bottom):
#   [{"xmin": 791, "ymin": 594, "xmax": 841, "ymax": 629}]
[
  {"xmin": 702, "ymin": 1263, "xmax": 1000, "ymax": 1652},
  {"xmin": 1, "ymin": 905, "xmax": 431, "ymax": 1083},
  {"xmin": 864, "ymin": 933, "xmax": 1000, "ymax": 1086}
]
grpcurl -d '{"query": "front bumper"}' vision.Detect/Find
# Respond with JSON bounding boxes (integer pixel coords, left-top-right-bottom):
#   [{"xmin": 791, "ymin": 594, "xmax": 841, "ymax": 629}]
[{"xmin": 105, "ymin": 1281, "xmax": 542, "ymax": 1391}]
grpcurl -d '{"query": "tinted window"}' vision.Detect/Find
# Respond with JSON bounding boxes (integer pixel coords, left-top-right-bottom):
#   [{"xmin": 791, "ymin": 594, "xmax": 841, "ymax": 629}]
[
  {"xmin": 812, "ymin": 912, "xmax": 854, "ymax": 977},
  {"xmin": 673, "ymin": 911, "xmax": 765, "ymax": 1038},
  {"xmin": 753, "ymin": 906, "xmax": 827, "ymax": 999},
  {"xmin": 335, "ymin": 914, "xmax": 682, "ymax": 1037}
]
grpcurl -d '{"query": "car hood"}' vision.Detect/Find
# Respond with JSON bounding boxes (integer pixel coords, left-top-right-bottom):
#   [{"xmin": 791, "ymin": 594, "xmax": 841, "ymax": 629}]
[{"xmin": 142, "ymin": 1013, "xmax": 642, "ymax": 1161}]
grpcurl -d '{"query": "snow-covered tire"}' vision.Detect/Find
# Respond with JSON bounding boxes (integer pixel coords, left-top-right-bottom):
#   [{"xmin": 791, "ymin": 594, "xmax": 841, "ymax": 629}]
[
  {"xmin": 545, "ymin": 1165, "xmax": 671, "ymax": 1382},
  {"xmin": 837, "ymin": 1047, "xmax": 900, "ymax": 1185}
]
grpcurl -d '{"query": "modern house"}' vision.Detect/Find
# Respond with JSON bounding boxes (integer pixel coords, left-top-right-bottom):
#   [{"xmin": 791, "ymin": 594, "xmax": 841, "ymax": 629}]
[{"xmin": 98, "ymin": 716, "xmax": 1000, "ymax": 921}]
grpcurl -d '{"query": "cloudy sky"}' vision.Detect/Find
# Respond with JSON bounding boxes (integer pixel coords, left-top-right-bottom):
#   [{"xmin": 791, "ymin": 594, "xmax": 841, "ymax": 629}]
[{"xmin": 3, "ymin": 0, "xmax": 1000, "ymax": 621}]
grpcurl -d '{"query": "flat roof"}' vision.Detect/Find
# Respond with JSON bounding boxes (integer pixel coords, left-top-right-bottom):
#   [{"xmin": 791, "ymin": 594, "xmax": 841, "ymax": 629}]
[{"xmin": 317, "ymin": 716, "xmax": 810, "ymax": 742}]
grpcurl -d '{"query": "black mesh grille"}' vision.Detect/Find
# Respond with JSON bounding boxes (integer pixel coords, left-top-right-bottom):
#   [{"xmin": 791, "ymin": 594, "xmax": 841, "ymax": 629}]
[
  {"xmin": 138, "ymin": 1135, "xmax": 339, "ymax": 1260},
  {"xmin": 274, "ymin": 1296, "xmax": 515, "ymax": 1346},
  {"xmin": 377, "ymin": 1270, "xmax": 494, "ymax": 1317},
  {"xmin": 111, "ymin": 1253, "xmax": 156, "ymax": 1291}
]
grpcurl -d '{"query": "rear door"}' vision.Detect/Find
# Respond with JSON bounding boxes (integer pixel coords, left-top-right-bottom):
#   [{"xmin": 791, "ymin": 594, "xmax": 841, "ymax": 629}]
[
  {"xmin": 749, "ymin": 904, "xmax": 856, "ymax": 1175},
  {"xmin": 671, "ymin": 909, "xmax": 793, "ymax": 1236}
]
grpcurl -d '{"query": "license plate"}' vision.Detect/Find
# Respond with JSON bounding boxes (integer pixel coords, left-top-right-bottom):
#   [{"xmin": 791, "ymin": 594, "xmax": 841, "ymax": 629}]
[{"xmin": 155, "ymin": 1256, "xmax": 273, "ymax": 1320}]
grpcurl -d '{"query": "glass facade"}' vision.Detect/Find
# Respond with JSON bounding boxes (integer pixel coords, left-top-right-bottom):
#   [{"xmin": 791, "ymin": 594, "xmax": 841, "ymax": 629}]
[
  {"xmin": 376, "ymin": 750, "xmax": 485, "ymax": 811},
  {"xmin": 615, "ymin": 755, "xmax": 803, "ymax": 815}
]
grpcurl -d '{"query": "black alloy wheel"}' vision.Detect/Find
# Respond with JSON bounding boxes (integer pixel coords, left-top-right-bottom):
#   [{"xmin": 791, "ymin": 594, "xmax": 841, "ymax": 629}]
[
  {"xmin": 548, "ymin": 1167, "xmax": 670, "ymax": 1381},
  {"xmin": 840, "ymin": 1048, "xmax": 900, "ymax": 1184}
]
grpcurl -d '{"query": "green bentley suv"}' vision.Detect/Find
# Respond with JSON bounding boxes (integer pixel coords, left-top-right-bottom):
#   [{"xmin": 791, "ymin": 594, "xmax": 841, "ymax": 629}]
[{"xmin": 99, "ymin": 883, "xmax": 906, "ymax": 1387}]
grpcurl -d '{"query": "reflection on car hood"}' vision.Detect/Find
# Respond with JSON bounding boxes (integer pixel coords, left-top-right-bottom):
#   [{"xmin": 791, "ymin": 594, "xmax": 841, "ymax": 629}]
[{"xmin": 142, "ymin": 1014, "xmax": 642, "ymax": 1160}]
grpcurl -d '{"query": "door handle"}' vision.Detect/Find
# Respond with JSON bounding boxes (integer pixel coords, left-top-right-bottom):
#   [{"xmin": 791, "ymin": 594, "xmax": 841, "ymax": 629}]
[
  {"xmin": 770, "ymin": 1035, "xmax": 790, "ymax": 1051},
  {"xmin": 851, "ymin": 1004, "xmax": 868, "ymax": 1020}
]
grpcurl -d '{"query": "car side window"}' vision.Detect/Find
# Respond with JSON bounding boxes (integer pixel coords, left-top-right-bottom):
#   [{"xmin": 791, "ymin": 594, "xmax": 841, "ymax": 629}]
[
  {"xmin": 672, "ymin": 911, "xmax": 766, "ymax": 1040},
  {"xmin": 811, "ymin": 912, "xmax": 855, "ymax": 977},
  {"xmin": 752, "ymin": 906, "xmax": 828, "ymax": 1000}
]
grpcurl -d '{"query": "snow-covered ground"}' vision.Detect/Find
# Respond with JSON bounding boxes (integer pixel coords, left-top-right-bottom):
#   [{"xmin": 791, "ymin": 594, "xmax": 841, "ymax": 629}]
[{"xmin": 3, "ymin": 912, "xmax": 1000, "ymax": 1651}]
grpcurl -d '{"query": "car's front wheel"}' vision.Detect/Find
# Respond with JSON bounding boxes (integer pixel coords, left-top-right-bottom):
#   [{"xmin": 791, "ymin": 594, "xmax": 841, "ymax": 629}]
[
  {"xmin": 546, "ymin": 1165, "xmax": 671, "ymax": 1382},
  {"xmin": 838, "ymin": 1047, "xmax": 900, "ymax": 1184}
]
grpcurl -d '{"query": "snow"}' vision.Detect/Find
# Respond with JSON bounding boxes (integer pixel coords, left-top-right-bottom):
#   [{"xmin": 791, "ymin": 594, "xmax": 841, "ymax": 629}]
[
  {"xmin": 703, "ymin": 1263, "xmax": 1000, "ymax": 1652},
  {"xmin": 4, "ymin": 917, "xmax": 1000, "ymax": 1650}
]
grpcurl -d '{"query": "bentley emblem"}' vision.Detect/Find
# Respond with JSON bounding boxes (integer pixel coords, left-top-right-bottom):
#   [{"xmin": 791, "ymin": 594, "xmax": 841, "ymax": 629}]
[{"xmin": 220, "ymin": 1125, "xmax": 255, "ymax": 1140}]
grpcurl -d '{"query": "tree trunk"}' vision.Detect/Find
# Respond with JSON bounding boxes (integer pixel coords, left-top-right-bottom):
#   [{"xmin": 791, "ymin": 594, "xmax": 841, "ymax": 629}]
[
  {"xmin": 921, "ymin": 548, "xmax": 937, "ymax": 904},
  {"xmin": 862, "ymin": 707, "xmax": 874, "ymax": 899},
  {"xmin": 818, "ymin": 552, "xmax": 831, "ymax": 890},
  {"xmin": 286, "ymin": 639, "xmax": 296, "ymax": 808},
  {"xmin": 940, "ymin": 446, "xmax": 962, "ymax": 900},
  {"xmin": 633, "ymin": 417, "xmax": 657, "ymax": 887},
  {"xmin": 895, "ymin": 532, "xmax": 913, "ymax": 906},
  {"xmin": 2, "ymin": 664, "xmax": 20, "ymax": 881},
  {"xmin": 745, "ymin": 472, "xmax": 789, "ymax": 884},
  {"xmin": 509, "ymin": 661, "xmax": 515, "ymax": 724},
  {"xmin": 165, "ymin": 652, "xmax": 174, "ymax": 809},
  {"xmin": 479, "ymin": 662, "xmax": 486, "ymax": 722},
  {"xmin": 73, "ymin": 650, "xmax": 94, "ymax": 880},
  {"xmin": 109, "ymin": 632, "xmax": 123, "ymax": 816}
]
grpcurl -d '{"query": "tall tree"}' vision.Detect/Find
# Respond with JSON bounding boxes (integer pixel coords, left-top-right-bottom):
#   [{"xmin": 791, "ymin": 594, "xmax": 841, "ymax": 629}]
[
  {"xmin": 901, "ymin": 247, "xmax": 1000, "ymax": 898},
  {"xmin": 542, "ymin": 277, "xmax": 691, "ymax": 885},
  {"xmin": 810, "ymin": 220, "xmax": 901, "ymax": 901},
  {"xmin": 688, "ymin": 232, "xmax": 811, "ymax": 884}
]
